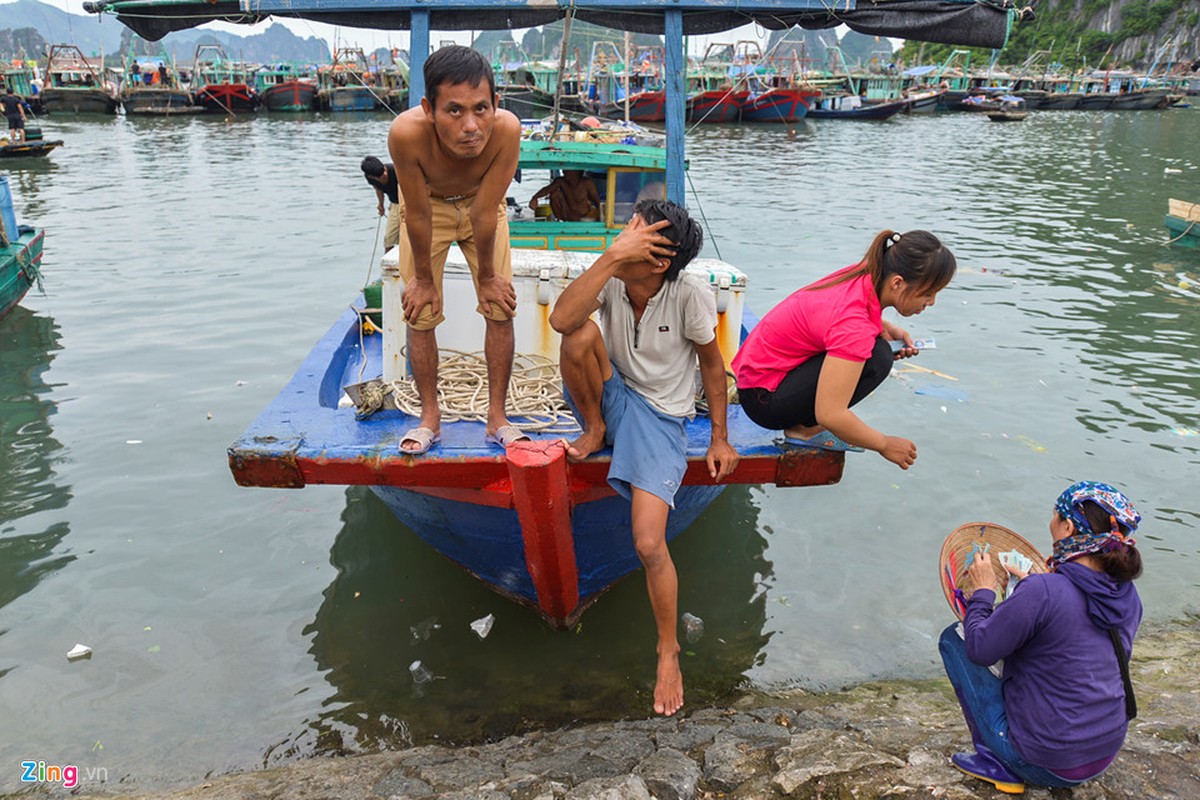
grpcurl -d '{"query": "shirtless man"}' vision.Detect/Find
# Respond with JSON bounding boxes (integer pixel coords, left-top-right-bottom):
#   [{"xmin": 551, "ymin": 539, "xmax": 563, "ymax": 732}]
[
  {"xmin": 386, "ymin": 45, "xmax": 524, "ymax": 453},
  {"xmin": 549, "ymin": 199, "xmax": 739, "ymax": 716},
  {"xmin": 528, "ymin": 170, "xmax": 601, "ymax": 222}
]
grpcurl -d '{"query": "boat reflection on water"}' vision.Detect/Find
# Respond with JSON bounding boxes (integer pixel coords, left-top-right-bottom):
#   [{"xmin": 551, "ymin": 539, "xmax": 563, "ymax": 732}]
[
  {"xmin": 0, "ymin": 308, "xmax": 73, "ymax": 615},
  {"xmin": 278, "ymin": 484, "xmax": 772, "ymax": 756}
]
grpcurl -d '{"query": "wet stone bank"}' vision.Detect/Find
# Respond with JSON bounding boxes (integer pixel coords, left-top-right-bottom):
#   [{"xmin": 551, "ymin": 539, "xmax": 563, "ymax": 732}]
[{"xmin": 64, "ymin": 621, "xmax": 1200, "ymax": 800}]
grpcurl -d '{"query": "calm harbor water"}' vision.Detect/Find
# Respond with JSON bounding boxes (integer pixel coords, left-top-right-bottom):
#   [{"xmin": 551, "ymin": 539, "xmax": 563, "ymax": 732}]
[{"xmin": 2, "ymin": 108, "xmax": 1198, "ymax": 792}]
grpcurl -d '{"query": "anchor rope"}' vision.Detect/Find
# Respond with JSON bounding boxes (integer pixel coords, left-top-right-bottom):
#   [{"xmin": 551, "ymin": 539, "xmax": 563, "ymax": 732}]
[{"xmin": 1164, "ymin": 219, "xmax": 1197, "ymax": 246}]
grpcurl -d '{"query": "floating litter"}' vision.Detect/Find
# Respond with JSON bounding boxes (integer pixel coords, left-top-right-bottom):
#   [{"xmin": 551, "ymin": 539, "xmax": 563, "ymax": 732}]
[
  {"xmin": 914, "ymin": 386, "xmax": 968, "ymax": 401},
  {"xmin": 410, "ymin": 616, "xmax": 441, "ymax": 642},
  {"xmin": 469, "ymin": 613, "xmax": 495, "ymax": 639},
  {"xmin": 125, "ymin": 440, "xmax": 143, "ymax": 445},
  {"xmin": 409, "ymin": 660, "xmax": 434, "ymax": 685},
  {"xmin": 1016, "ymin": 434, "xmax": 1047, "ymax": 453},
  {"xmin": 681, "ymin": 612, "xmax": 704, "ymax": 644},
  {"xmin": 1164, "ymin": 167, "xmax": 1182, "ymax": 174},
  {"xmin": 67, "ymin": 643, "xmax": 92, "ymax": 661}
]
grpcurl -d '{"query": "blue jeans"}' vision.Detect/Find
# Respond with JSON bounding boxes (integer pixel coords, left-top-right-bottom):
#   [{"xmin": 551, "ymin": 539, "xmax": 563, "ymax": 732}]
[{"xmin": 938, "ymin": 624, "xmax": 1083, "ymax": 789}]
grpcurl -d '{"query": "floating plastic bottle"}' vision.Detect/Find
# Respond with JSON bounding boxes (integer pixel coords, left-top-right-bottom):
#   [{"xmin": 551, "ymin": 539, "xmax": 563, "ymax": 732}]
[{"xmin": 681, "ymin": 612, "xmax": 704, "ymax": 644}]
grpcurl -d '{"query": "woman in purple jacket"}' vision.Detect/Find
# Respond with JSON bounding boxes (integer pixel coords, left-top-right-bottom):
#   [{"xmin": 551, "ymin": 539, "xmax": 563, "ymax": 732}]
[{"xmin": 939, "ymin": 481, "xmax": 1144, "ymax": 794}]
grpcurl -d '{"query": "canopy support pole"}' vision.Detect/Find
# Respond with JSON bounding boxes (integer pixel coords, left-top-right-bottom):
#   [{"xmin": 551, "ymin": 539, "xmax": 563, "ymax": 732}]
[
  {"xmin": 409, "ymin": 10, "xmax": 430, "ymax": 109},
  {"xmin": 664, "ymin": 8, "xmax": 685, "ymax": 206}
]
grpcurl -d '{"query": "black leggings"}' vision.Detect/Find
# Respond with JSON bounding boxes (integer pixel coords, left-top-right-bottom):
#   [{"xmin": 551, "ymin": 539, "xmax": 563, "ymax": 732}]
[{"xmin": 738, "ymin": 336, "xmax": 894, "ymax": 430}]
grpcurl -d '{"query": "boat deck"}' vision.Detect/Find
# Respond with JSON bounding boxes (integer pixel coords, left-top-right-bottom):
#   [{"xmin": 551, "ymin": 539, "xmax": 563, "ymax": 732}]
[{"xmin": 230, "ymin": 298, "xmax": 845, "ymax": 493}]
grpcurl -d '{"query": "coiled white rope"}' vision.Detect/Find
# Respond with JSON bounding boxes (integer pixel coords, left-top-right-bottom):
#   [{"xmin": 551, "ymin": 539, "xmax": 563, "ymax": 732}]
[{"xmin": 387, "ymin": 349, "xmax": 582, "ymax": 434}]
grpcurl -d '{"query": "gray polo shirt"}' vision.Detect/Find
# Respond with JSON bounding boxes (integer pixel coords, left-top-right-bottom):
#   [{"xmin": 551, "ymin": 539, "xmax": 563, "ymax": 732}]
[{"xmin": 598, "ymin": 271, "xmax": 718, "ymax": 419}]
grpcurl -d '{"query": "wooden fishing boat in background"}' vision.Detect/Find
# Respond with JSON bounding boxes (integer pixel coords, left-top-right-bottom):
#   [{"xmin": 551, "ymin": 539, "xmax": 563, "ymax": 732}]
[
  {"xmin": 986, "ymin": 96, "xmax": 1029, "ymax": 121},
  {"xmin": 83, "ymin": 0, "xmax": 1020, "ymax": 626},
  {"xmin": 807, "ymin": 94, "xmax": 908, "ymax": 120},
  {"xmin": 190, "ymin": 44, "xmax": 258, "ymax": 112},
  {"xmin": 0, "ymin": 176, "xmax": 44, "ymax": 320},
  {"xmin": 39, "ymin": 44, "xmax": 119, "ymax": 115},
  {"xmin": 686, "ymin": 89, "xmax": 743, "ymax": 122},
  {"xmin": 317, "ymin": 48, "xmax": 385, "ymax": 111},
  {"xmin": 1165, "ymin": 198, "xmax": 1200, "ymax": 249},
  {"xmin": 739, "ymin": 87, "xmax": 815, "ymax": 122},
  {"xmin": 255, "ymin": 63, "xmax": 318, "ymax": 112},
  {"xmin": 121, "ymin": 43, "xmax": 202, "ymax": 115}
]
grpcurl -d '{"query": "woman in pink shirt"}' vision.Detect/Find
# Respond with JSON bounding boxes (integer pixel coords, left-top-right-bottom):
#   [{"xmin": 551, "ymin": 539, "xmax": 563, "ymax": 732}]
[{"xmin": 732, "ymin": 229, "xmax": 955, "ymax": 470}]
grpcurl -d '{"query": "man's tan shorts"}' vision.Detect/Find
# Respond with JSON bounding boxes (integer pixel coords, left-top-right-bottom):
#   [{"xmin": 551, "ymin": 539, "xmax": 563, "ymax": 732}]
[
  {"xmin": 397, "ymin": 194, "xmax": 512, "ymax": 331},
  {"xmin": 384, "ymin": 201, "xmax": 403, "ymax": 251}
]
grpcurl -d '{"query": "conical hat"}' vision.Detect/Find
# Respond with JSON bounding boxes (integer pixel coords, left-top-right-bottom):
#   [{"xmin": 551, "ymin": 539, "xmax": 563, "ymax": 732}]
[{"xmin": 939, "ymin": 521, "xmax": 1049, "ymax": 619}]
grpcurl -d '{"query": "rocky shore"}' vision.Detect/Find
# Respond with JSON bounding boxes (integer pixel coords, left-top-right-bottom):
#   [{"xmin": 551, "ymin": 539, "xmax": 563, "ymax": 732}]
[{"xmin": 50, "ymin": 621, "xmax": 1200, "ymax": 800}]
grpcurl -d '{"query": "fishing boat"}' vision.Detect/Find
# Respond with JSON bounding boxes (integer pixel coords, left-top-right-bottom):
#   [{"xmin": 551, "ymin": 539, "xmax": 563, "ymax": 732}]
[
  {"xmin": 585, "ymin": 42, "xmax": 666, "ymax": 123},
  {"xmin": 121, "ymin": 44, "xmax": 202, "ymax": 115},
  {"xmin": 685, "ymin": 44, "xmax": 744, "ymax": 123},
  {"xmin": 231, "ymin": 137, "xmax": 845, "ymax": 626},
  {"xmin": 806, "ymin": 94, "xmax": 908, "ymax": 120},
  {"xmin": 39, "ymin": 44, "xmax": 120, "ymax": 115},
  {"xmin": 0, "ymin": 126, "xmax": 65, "ymax": 159},
  {"xmin": 317, "ymin": 48, "xmax": 385, "ymax": 111},
  {"xmin": 1165, "ymin": 198, "xmax": 1200, "ymax": 249},
  {"xmin": 739, "ymin": 86, "xmax": 815, "ymax": 122},
  {"xmin": 190, "ymin": 44, "xmax": 258, "ymax": 113},
  {"xmin": 255, "ymin": 63, "xmax": 318, "ymax": 112},
  {"xmin": 985, "ymin": 96, "xmax": 1029, "ymax": 121},
  {"xmin": 82, "ymin": 0, "xmax": 1019, "ymax": 627},
  {"xmin": 0, "ymin": 176, "xmax": 44, "ymax": 320}
]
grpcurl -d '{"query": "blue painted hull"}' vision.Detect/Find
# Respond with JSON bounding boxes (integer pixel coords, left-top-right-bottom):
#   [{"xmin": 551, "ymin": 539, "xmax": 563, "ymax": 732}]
[{"xmin": 372, "ymin": 482, "xmax": 725, "ymax": 611}]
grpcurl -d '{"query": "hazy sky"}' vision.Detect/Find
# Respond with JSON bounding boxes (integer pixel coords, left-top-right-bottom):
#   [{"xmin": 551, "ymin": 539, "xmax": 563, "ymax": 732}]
[{"xmin": 7, "ymin": 0, "xmax": 772, "ymax": 56}]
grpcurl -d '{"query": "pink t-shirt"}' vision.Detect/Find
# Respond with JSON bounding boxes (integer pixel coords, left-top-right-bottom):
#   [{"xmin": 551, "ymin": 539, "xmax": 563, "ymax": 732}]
[{"xmin": 732, "ymin": 265, "xmax": 883, "ymax": 392}]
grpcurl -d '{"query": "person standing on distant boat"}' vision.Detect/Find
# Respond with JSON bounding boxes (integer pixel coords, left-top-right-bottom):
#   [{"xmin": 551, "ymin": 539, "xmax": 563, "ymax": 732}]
[
  {"xmin": 550, "ymin": 199, "xmax": 739, "ymax": 717},
  {"xmin": 360, "ymin": 156, "xmax": 403, "ymax": 251},
  {"xmin": 386, "ymin": 45, "xmax": 524, "ymax": 455},
  {"xmin": 2, "ymin": 85, "xmax": 27, "ymax": 145},
  {"xmin": 732, "ymin": 230, "xmax": 956, "ymax": 468}
]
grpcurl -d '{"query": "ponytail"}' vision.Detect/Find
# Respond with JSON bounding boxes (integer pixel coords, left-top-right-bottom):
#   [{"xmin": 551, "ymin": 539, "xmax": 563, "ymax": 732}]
[{"xmin": 807, "ymin": 229, "xmax": 956, "ymax": 296}]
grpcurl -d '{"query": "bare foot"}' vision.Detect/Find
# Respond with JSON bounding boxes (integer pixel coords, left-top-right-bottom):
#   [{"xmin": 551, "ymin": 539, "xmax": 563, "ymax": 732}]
[
  {"xmin": 565, "ymin": 427, "xmax": 606, "ymax": 461},
  {"xmin": 783, "ymin": 423, "xmax": 824, "ymax": 441},
  {"xmin": 654, "ymin": 649, "xmax": 683, "ymax": 716}
]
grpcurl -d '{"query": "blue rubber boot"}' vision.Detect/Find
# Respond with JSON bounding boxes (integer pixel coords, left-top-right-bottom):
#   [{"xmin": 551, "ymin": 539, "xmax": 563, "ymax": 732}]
[{"xmin": 952, "ymin": 746, "xmax": 1026, "ymax": 794}]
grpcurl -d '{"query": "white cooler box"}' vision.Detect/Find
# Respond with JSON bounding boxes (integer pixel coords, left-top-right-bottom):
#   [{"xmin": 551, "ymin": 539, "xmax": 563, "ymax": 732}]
[{"xmin": 379, "ymin": 245, "xmax": 747, "ymax": 382}]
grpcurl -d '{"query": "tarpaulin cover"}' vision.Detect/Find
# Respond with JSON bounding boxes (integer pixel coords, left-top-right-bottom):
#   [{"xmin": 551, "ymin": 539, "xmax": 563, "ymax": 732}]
[{"xmin": 82, "ymin": 0, "xmax": 1016, "ymax": 48}]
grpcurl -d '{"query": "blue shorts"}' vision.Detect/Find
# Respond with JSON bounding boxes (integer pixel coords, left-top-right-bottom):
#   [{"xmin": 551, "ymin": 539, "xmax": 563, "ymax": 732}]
[{"xmin": 564, "ymin": 364, "xmax": 687, "ymax": 508}]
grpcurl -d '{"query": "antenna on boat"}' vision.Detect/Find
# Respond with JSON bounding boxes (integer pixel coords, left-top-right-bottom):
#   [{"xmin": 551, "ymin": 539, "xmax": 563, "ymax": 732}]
[
  {"xmin": 623, "ymin": 31, "xmax": 632, "ymax": 124},
  {"xmin": 549, "ymin": 8, "xmax": 575, "ymax": 141}
]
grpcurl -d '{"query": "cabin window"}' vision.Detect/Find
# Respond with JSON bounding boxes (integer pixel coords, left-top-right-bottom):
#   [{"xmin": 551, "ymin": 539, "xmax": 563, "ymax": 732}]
[{"xmin": 608, "ymin": 169, "xmax": 666, "ymax": 227}]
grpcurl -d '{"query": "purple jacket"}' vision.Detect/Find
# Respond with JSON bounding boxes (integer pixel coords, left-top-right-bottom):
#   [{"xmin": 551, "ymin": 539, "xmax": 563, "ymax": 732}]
[{"xmin": 963, "ymin": 561, "xmax": 1143, "ymax": 770}]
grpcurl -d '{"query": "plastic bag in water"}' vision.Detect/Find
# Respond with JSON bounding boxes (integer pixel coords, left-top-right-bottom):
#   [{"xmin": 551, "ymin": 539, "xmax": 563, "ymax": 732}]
[
  {"xmin": 470, "ymin": 613, "xmax": 495, "ymax": 639},
  {"xmin": 681, "ymin": 612, "xmax": 704, "ymax": 644}
]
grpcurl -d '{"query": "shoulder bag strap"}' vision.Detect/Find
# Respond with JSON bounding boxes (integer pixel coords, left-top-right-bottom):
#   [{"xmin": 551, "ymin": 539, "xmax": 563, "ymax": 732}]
[{"xmin": 1108, "ymin": 627, "xmax": 1138, "ymax": 720}]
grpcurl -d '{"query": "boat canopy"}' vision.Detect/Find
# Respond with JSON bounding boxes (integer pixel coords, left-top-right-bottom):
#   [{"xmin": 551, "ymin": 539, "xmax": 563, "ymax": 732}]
[{"xmin": 84, "ymin": 0, "xmax": 1020, "ymax": 49}]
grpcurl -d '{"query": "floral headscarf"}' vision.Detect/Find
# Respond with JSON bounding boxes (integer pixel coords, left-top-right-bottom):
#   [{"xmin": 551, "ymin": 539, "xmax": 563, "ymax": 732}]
[{"xmin": 1050, "ymin": 481, "xmax": 1140, "ymax": 570}]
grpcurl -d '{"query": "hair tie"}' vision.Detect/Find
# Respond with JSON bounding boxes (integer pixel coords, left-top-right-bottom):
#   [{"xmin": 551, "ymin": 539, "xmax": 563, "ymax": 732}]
[{"xmin": 891, "ymin": 232, "xmax": 902, "ymax": 244}]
